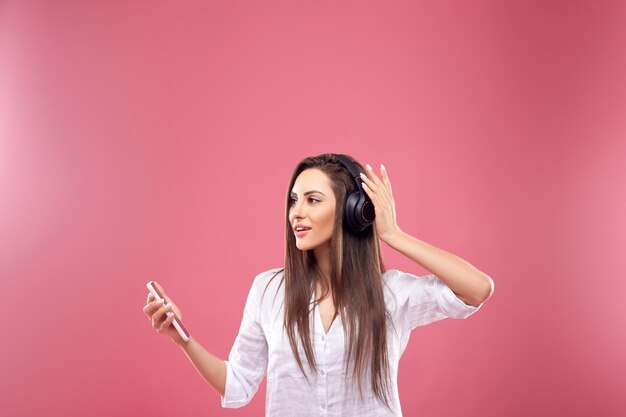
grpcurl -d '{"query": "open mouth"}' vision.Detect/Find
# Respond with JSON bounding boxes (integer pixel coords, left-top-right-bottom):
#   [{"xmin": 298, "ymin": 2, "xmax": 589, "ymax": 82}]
[{"xmin": 295, "ymin": 227, "xmax": 311, "ymax": 237}]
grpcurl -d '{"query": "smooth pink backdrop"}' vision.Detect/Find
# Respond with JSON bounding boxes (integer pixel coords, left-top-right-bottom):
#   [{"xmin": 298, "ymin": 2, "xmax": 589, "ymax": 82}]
[{"xmin": 1, "ymin": 1, "xmax": 625, "ymax": 416}]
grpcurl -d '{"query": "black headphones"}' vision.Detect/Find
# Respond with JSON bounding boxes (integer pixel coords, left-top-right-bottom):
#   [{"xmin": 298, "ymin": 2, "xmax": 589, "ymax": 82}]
[{"xmin": 332, "ymin": 154, "xmax": 375, "ymax": 232}]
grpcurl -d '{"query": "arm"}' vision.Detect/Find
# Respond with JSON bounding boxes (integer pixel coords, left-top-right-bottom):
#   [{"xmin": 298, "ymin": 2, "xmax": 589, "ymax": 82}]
[
  {"xmin": 176, "ymin": 337, "xmax": 227, "ymax": 397},
  {"xmin": 175, "ymin": 276, "xmax": 268, "ymax": 409},
  {"xmin": 143, "ymin": 284, "xmax": 227, "ymax": 396},
  {"xmin": 384, "ymin": 230, "xmax": 494, "ymax": 306},
  {"xmin": 357, "ymin": 163, "xmax": 494, "ymax": 307}
]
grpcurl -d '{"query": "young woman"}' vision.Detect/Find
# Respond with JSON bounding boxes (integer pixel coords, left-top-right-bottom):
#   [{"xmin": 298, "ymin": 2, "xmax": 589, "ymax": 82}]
[{"xmin": 143, "ymin": 153, "xmax": 494, "ymax": 416}]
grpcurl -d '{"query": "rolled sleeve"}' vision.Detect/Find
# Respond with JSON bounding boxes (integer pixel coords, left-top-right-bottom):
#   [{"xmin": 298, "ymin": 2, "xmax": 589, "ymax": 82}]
[
  {"xmin": 220, "ymin": 274, "xmax": 269, "ymax": 408},
  {"xmin": 386, "ymin": 269, "xmax": 482, "ymax": 331},
  {"xmin": 221, "ymin": 360, "xmax": 244, "ymax": 407},
  {"xmin": 434, "ymin": 275, "xmax": 483, "ymax": 319}
]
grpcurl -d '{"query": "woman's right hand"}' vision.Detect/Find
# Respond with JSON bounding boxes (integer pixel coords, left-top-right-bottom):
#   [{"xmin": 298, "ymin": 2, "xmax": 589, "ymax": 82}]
[{"xmin": 143, "ymin": 282, "xmax": 185, "ymax": 345}]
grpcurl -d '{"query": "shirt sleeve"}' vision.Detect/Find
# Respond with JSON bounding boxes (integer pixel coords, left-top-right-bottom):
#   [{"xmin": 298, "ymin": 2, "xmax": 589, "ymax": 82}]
[
  {"xmin": 220, "ymin": 273, "xmax": 269, "ymax": 408},
  {"xmin": 387, "ymin": 269, "xmax": 483, "ymax": 331}
]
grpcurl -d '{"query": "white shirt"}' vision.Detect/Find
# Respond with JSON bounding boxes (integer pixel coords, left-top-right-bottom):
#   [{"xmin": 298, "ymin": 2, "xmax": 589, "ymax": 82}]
[{"xmin": 220, "ymin": 267, "xmax": 483, "ymax": 416}]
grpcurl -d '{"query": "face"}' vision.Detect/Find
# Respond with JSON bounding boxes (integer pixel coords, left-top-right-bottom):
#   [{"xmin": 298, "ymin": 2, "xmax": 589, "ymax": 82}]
[{"xmin": 288, "ymin": 168, "xmax": 337, "ymax": 251}]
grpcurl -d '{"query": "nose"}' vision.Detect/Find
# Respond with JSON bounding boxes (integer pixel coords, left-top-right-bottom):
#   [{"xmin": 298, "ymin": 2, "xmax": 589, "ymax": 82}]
[{"xmin": 289, "ymin": 199, "xmax": 305, "ymax": 221}]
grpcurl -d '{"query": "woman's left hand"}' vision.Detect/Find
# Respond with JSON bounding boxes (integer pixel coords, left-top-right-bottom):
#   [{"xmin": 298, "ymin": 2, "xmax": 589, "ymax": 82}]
[{"xmin": 359, "ymin": 163, "xmax": 401, "ymax": 243}]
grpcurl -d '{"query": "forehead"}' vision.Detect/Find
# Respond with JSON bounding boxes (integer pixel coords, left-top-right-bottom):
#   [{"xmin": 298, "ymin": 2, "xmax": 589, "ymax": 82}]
[{"xmin": 291, "ymin": 168, "xmax": 332, "ymax": 194}]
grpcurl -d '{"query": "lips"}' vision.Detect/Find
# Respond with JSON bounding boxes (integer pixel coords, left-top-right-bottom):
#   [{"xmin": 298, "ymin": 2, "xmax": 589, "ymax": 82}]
[
  {"xmin": 293, "ymin": 224, "xmax": 312, "ymax": 232},
  {"xmin": 295, "ymin": 228, "xmax": 311, "ymax": 238},
  {"xmin": 294, "ymin": 224, "xmax": 312, "ymax": 238}
]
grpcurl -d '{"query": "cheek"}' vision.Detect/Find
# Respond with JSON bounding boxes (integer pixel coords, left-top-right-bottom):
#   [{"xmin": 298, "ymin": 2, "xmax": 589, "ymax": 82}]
[{"xmin": 321, "ymin": 208, "xmax": 336, "ymax": 231}]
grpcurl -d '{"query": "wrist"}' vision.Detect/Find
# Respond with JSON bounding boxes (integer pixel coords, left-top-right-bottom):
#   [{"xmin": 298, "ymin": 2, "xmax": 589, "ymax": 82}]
[
  {"xmin": 175, "ymin": 336, "xmax": 191, "ymax": 349},
  {"xmin": 382, "ymin": 227, "xmax": 404, "ymax": 245}
]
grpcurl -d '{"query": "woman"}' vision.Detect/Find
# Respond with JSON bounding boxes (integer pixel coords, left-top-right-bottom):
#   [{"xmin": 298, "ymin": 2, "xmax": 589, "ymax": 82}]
[{"xmin": 143, "ymin": 153, "xmax": 494, "ymax": 416}]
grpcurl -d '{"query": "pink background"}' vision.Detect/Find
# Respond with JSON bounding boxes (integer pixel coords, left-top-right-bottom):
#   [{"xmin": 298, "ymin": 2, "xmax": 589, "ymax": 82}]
[{"xmin": 1, "ymin": 1, "xmax": 625, "ymax": 416}]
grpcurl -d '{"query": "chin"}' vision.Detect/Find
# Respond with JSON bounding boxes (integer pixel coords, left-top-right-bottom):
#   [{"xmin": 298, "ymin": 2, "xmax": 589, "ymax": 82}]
[
  {"xmin": 296, "ymin": 241, "xmax": 311, "ymax": 250},
  {"xmin": 296, "ymin": 238, "xmax": 320, "ymax": 250}
]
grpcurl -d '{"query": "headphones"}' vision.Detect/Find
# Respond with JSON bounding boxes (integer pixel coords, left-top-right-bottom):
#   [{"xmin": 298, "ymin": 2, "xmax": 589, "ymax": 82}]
[{"xmin": 332, "ymin": 154, "xmax": 375, "ymax": 232}]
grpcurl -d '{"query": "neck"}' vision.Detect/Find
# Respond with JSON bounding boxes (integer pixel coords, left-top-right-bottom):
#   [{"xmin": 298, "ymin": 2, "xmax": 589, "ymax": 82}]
[{"xmin": 313, "ymin": 243, "xmax": 331, "ymax": 284}]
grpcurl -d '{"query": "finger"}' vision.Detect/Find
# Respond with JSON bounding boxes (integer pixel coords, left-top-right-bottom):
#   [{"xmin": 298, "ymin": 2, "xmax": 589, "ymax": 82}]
[
  {"xmin": 158, "ymin": 314, "xmax": 175, "ymax": 333},
  {"xmin": 361, "ymin": 182, "xmax": 381, "ymax": 207},
  {"xmin": 144, "ymin": 298, "xmax": 165, "ymax": 316},
  {"xmin": 169, "ymin": 304, "xmax": 181, "ymax": 319},
  {"xmin": 359, "ymin": 171, "xmax": 378, "ymax": 192},
  {"xmin": 370, "ymin": 164, "xmax": 392, "ymax": 202},
  {"xmin": 152, "ymin": 303, "xmax": 173, "ymax": 324},
  {"xmin": 146, "ymin": 293, "xmax": 154, "ymax": 304},
  {"xmin": 380, "ymin": 164, "xmax": 394, "ymax": 198},
  {"xmin": 152, "ymin": 305, "xmax": 169, "ymax": 322},
  {"xmin": 365, "ymin": 163, "xmax": 384, "ymax": 187},
  {"xmin": 143, "ymin": 297, "xmax": 160, "ymax": 313},
  {"xmin": 361, "ymin": 169, "xmax": 390, "ymax": 203}
]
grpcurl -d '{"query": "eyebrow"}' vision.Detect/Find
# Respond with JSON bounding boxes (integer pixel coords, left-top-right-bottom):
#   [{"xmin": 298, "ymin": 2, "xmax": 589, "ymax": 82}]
[{"xmin": 290, "ymin": 190, "xmax": 326, "ymax": 197}]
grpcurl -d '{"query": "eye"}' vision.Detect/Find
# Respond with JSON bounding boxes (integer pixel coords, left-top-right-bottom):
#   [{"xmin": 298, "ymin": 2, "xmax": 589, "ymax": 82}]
[{"xmin": 289, "ymin": 197, "xmax": 320, "ymax": 205}]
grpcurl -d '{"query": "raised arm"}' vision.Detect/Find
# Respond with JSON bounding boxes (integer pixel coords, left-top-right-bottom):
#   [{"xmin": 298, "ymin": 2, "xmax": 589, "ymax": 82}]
[
  {"xmin": 358, "ymin": 162, "xmax": 494, "ymax": 306},
  {"xmin": 384, "ymin": 231, "xmax": 494, "ymax": 306}
]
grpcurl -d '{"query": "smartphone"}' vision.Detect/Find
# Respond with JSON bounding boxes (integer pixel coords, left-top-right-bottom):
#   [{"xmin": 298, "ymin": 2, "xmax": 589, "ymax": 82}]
[{"xmin": 146, "ymin": 281, "xmax": 190, "ymax": 342}]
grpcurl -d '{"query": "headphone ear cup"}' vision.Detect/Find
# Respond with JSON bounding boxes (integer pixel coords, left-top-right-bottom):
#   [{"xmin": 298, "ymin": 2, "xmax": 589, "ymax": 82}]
[
  {"xmin": 359, "ymin": 196, "xmax": 375, "ymax": 225},
  {"xmin": 344, "ymin": 191, "xmax": 375, "ymax": 232},
  {"xmin": 333, "ymin": 154, "xmax": 376, "ymax": 232},
  {"xmin": 344, "ymin": 191, "xmax": 361, "ymax": 232}
]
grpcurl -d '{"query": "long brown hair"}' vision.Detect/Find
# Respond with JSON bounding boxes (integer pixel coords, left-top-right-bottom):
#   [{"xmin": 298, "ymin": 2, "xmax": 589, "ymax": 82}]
[{"xmin": 265, "ymin": 153, "xmax": 393, "ymax": 410}]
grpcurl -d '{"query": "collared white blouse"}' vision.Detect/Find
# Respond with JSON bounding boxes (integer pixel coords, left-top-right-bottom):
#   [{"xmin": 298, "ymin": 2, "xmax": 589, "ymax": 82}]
[{"xmin": 220, "ymin": 267, "xmax": 483, "ymax": 416}]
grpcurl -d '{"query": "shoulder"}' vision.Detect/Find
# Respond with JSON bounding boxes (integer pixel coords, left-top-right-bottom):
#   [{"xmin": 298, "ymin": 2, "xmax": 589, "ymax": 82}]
[
  {"xmin": 382, "ymin": 268, "xmax": 400, "ymax": 282},
  {"xmin": 382, "ymin": 268, "xmax": 422, "ymax": 287},
  {"xmin": 253, "ymin": 267, "xmax": 284, "ymax": 285},
  {"xmin": 383, "ymin": 268, "xmax": 436, "ymax": 284},
  {"xmin": 382, "ymin": 268, "xmax": 438, "ymax": 298},
  {"xmin": 250, "ymin": 267, "xmax": 285, "ymax": 298}
]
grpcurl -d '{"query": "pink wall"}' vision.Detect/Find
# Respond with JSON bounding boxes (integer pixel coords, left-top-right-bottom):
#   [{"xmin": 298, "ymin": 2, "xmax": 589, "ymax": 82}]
[{"xmin": 1, "ymin": 1, "xmax": 625, "ymax": 416}]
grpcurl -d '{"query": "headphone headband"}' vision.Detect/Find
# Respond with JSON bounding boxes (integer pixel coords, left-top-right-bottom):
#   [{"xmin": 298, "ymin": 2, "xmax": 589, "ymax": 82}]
[{"xmin": 334, "ymin": 154, "xmax": 363, "ymax": 187}]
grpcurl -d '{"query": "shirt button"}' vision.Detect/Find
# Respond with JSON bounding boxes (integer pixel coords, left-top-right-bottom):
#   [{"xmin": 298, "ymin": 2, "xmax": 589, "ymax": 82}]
[
  {"xmin": 321, "ymin": 335, "xmax": 325, "ymax": 341},
  {"xmin": 320, "ymin": 369, "xmax": 325, "ymax": 375},
  {"xmin": 321, "ymin": 403, "xmax": 327, "ymax": 409}
]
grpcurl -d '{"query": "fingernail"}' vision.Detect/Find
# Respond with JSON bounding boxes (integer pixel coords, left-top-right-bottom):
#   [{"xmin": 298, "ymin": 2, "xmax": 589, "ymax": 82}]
[
  {"xmin": 366, "ymin": 163, "xmax": 372, "ymax": 170},
  {"xmin": 381, "ymin": 164, "xmax": 385, "ymax": 170},
  {"xmin": 164, "ymin": 302, "xmax": 172, "ymax": 308},
  {"xmin": 157, "ymin": 299, "xmax": 164, "ymax": 305}
]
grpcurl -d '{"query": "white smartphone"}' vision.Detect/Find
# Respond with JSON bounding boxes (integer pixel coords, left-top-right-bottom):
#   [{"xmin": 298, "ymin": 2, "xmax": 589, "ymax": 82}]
[{"xmin": 146, "ymin": 281, "xmax": 190, "ymax": 343}]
